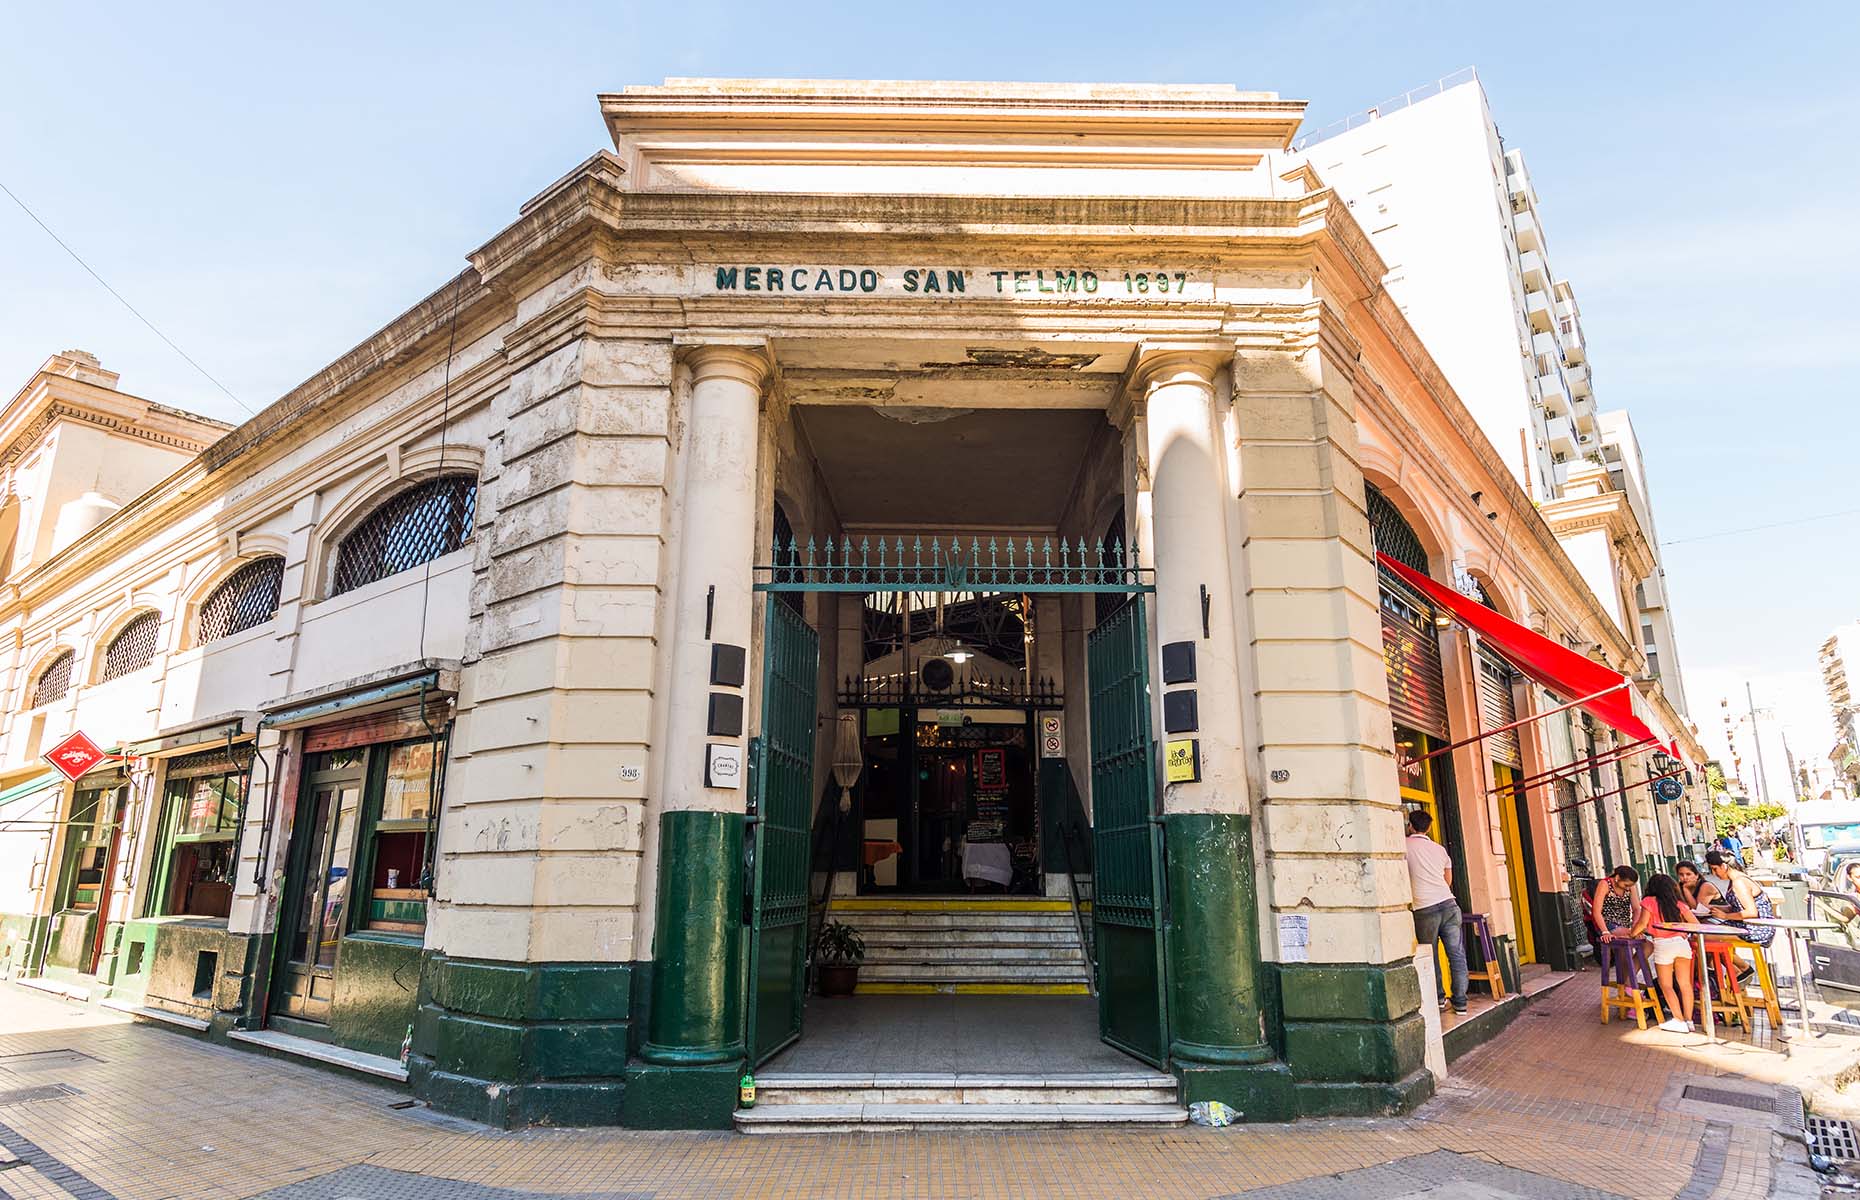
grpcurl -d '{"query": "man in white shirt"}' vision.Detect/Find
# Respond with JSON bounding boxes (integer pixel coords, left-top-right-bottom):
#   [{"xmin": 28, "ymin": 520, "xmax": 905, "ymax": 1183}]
[{"xmin": 1405, "ymin": 809, "xmax": 1468, "ymax": 1013}]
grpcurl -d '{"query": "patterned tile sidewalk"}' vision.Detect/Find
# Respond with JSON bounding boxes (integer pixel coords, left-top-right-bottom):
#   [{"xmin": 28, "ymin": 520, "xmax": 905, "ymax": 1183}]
[{"xmin": 0, "ymin": 973, "xmax": 1843, "ymax": 1200}]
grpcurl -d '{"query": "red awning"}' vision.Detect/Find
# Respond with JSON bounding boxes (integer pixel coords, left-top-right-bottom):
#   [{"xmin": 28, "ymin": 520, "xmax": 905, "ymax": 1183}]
[{"xmin": 1376, "ymin": 553, "xmax": 1676, "ymax": 757}]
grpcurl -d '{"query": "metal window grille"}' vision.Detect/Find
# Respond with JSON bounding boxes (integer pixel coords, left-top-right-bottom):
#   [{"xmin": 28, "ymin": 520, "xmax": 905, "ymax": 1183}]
[
  {"xmin": 332, "ymin": 475, "xmax": 477, "ymax": 596},
  {"xmin": 101, "ymin": 612, "xmax": 161, "ymax": 682},
  {"xmin": 1366, "ymin": 483, "xmax": 1430, "ymax": 573},
  {"xmin": 197, "ymin": 557, "xmax": 285, "ymax": 644},
  {"xmin": 30, "ymin": 651, "xmax": 73, "ymax": 707}
]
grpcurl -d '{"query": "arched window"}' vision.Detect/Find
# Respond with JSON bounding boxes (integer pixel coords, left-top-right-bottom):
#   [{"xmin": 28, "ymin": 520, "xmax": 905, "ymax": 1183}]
[
  {"xmin": 198, "ymin": 556, "xmax": 285, "ymax": 644},
  {"xmin": 1365, "ymin": 483, "xmax": 1430, "ymax": 574},
  {"xmin": 100, "ymin": 612, "xmax": 161, "ymax": 682},
  {"xmin": 332, "ymin": 474, "xmax": 478, "ymax": 596},
  {"xmin": 30, "ymin": 651, "xmax": 74, "ymax": 707}
]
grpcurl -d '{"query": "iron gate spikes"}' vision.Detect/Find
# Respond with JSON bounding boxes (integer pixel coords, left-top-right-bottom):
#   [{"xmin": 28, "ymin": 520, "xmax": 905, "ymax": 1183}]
[{"xmin": 758, "ymin": 532, "xmax": 1150, "ymax": 592}]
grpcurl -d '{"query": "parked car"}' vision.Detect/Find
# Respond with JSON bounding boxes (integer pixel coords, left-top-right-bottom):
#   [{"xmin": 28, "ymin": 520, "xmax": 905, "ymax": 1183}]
[
  {"xmin": 1820, "ymin": 842, "xmax": 1860, "ymax": 890},
  {"xmin": 1807, "ymin": 890, "xmax": 1860, "ymax": 1013}
]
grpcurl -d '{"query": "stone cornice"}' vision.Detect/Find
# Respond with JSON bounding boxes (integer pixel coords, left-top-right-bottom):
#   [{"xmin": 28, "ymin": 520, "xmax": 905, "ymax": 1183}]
[
  {"xmin": 602, "ymin": 79, "xmax": 1307, "ymax": 149},
  {"xmin": 0, "ymin": 372, "xmax": 230, "ymax": 469},
  {"xmin": 1540, "ymin": 487, "xmax": 1659, "ymax": 582}
]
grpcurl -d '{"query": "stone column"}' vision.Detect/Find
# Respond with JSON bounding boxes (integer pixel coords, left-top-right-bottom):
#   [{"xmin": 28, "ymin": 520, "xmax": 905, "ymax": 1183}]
[
  {"xmin": 1132, "ymin": 347, "xmax": 1281, "ymax": 1106},
  {"xmin": 1234, "ymin": 315, "xmax": 1430, "ymax": 1118},
  {"xmin": 631, "ymin": 342, "xmax": 768, "ymax": 1125}
]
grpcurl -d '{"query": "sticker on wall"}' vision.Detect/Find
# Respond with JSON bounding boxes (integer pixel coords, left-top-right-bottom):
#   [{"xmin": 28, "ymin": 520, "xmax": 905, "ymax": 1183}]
[
  {"xmin": 1039, "ymin": 712, "xmax": 1064, "ymax": 758},
  {"xmin": 1163, "ymin": 738, "xmax": 1200, "ymax": 784},
  {"xmin": 1277, "ymin": 913, "xmax": 1310, "ymax": 963}
]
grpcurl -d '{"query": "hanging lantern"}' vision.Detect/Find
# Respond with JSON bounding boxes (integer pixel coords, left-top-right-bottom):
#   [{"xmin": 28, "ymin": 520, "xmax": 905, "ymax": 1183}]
[{"xmin": 831, "ymin": 712, "xmax": 863, "ymax": 815}]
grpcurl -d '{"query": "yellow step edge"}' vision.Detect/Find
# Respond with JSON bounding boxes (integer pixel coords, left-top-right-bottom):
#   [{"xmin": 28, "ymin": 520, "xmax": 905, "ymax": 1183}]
[
  {"xmin": 831, "ymin": 898, "xmax": 1074, "ymax": 913},
  {"xmin": 853, "ymin": 982, "xmax": 1092, "ymax": 996}
]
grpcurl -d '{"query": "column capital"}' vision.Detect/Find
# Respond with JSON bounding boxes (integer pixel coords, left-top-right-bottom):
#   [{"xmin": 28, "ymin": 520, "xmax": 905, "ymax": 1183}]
[
  {"xmin": 1129, "ymin": 341, "xmax": 1230, "ymax": 392},
  {"xmin": 674, "ymin": 337, "xmax": 773, "ymax": 389}
]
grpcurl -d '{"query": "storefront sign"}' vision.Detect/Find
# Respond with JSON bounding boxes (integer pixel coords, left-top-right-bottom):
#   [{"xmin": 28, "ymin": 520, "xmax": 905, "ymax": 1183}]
[
  {"xmin": 707, "ymin": 265, "xmax": 1206, "ymax": 299},
  {"xmin": 43, "ymin": 730, "xmax": 109, "ymax": 782},
  {"xmin": 1038, "ymin": 712, "xmax": 1064, "ymax": 758},
  {"xmin": 1652, "ymin": 776, "xmax": 1684, "ymax": 803},
  {"xmin": 1164, "ymin": 738, "xmax": 1201, "ymax": 784},
  {"xmin": 705, "ymin": 744, "xmax": 742, "ymax": 789}
]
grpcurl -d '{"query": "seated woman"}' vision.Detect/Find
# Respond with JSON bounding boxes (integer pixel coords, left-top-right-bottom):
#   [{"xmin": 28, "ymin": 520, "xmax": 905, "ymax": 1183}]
[
  {"xmin": 1703, "ymin": 851, "xmax": 1777, "ymax": 948},
  {"xmin": 1629, "ymin": 872, "xmax": 1695, "ymax": 1032},
  {"xmin": 1590, "ymin": 865, "xmax": 1641, "ymax": 943},
  {"xmin": 1840, "ymin": 860, "xmax": 1860, "ymax": 903},
  {"xmin": 1676, "ymin": 860, "xmax": 1721, "ymax": 916}
]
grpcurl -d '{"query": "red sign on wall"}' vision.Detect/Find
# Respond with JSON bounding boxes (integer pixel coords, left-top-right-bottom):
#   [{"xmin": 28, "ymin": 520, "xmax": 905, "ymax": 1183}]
[{"xmin": 44, "ymin": 731, "xmax": 109, "ymax": 781}]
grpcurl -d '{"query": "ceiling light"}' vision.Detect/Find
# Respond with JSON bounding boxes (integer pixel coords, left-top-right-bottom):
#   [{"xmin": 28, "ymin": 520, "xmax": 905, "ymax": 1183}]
[{"xmin": 946, "ymin": 646, "xmax": 972, "ymax": 663}]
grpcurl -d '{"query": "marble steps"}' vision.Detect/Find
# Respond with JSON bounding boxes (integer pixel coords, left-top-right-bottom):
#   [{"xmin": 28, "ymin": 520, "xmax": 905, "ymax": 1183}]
[
  {"xmin": 859, "ymin": 962, "xmax": 1088, "ymax": 983},
  {"xmin": 832, "ymin": 911, "xmax": 1083, "ymax": 933},
  {"xmin": 850, "ymin": 942, "xmax": 1086, "ymax": 960},
  {"xmin": 831, "ymin": 899, "xmax": 1092, "ymax": 991},
  {"xmin": 735, "ymin": 1071, "xmax": 1185, "ymax": 1132}
]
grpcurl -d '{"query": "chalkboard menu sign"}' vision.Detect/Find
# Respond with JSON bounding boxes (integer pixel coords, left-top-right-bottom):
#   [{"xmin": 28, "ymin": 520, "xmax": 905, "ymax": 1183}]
[{"xmin": 975, "ymin": 749, "xmax": 1007, "ymax": 791}]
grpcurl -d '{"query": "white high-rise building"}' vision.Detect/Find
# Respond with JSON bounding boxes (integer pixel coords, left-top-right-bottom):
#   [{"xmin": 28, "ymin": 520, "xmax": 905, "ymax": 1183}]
[
  {"xmin": 1295, "ymin": 70, "xmax": 1600, "ymax": 504},
  {"xmin": 1597, "ymin": 411, "xmax": 1689, "ymax": 717},
  {"xmin": 1822, "ymin": 623, "xmax": 1860, "ymax": 785}
]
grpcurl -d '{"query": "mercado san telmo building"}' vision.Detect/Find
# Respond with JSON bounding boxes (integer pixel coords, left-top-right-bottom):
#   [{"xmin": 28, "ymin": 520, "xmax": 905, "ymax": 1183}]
[{"xmin": 0, "ymin": 80, "xmax": 1706, "ymax": 1130}]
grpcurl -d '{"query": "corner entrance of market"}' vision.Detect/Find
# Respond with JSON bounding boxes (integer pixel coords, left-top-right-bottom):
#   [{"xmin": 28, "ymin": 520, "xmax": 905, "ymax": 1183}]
[{"xmin": 738, "ymin": 344, "xmax": 1177, "ymax": 1125}]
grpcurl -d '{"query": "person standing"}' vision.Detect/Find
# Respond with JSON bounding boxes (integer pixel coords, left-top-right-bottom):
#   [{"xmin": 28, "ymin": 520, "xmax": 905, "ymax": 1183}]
[
  {"xmin": 1628, "ymin": 873, "xmax": 1695, "ymax": 1032},
  {"xmin": 1406, "ymin": 809, "xmax": 1467, "ymax": 1014}
]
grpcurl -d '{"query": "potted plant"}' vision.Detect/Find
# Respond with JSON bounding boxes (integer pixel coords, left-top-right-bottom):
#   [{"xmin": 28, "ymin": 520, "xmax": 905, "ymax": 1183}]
[{"xmin": 815, "ymin": 921, "xmax": 865, "ymax": 997}]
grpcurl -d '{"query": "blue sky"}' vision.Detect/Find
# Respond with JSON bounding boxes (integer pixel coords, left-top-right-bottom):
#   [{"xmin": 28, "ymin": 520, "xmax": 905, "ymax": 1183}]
[{"xmin": 3, "ymin": 2, "xmax": 1855, "ymax": 792}]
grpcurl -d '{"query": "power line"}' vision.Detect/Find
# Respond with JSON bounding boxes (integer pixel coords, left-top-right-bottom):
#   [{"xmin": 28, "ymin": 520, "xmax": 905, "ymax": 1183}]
[
  {"xmin": 1661, "ymin": 506, "xmax": 1860, "ymax": 547},
  {"xmin": 0, "ymin": 177, "xmax": 255, "ymax": 417}
]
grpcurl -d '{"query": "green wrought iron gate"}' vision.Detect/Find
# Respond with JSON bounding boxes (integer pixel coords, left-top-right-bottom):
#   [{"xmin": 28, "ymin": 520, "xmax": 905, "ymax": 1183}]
[
  {"xmin": 1087, "ymin": 597, "xmax": 1169, "ymax": 1066},
  {"xmin": 746, "ymin": 596, "xmax": 818, "ymax": 1066},
  {"xmin": 748, "ymin": 534, "xmax": 1160, "ymax": 1064}
]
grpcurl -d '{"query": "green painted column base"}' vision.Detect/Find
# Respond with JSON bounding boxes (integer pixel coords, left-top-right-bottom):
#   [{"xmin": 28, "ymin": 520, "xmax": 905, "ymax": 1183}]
[
  {"xmin": 1161, "ymin": 812, "xmax": 1271, "ymax": 1064},
  {"xmin": 1174, "ymin": 1060, "xmax": 1298, "ymax": 1122},
  {"xmin": 621, "ymin": 1060, "xmax": 743, "ymax": 1130},
  {"xmin": 411, "ymin": 953, "xmax": 643, "ymax": 1129}
]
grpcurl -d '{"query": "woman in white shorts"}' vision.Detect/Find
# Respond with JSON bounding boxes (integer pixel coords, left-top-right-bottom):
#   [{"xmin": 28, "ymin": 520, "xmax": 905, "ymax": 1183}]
[{"xmin": 1630, "ymin": 873, "xmax": 1695, "ymax": 1032}]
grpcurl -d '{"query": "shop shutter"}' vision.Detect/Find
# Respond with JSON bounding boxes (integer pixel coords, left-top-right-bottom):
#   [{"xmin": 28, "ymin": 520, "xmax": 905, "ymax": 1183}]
[
  {"xmin": 301, "ymin": 695, "xmax": 452, "ymax": 753},
  {"xmin": 1479, "ymin": 650, "xmax": 1522, "ymax": 768},
  {"xmin": 1379, "ymin": 570, "xmax": 1449, "ymax": 739}
]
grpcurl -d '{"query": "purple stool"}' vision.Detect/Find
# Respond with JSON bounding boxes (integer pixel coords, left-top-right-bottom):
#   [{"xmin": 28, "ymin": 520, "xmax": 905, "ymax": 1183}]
[
  {"xmin": 1598, "ymin": 939, "xmax": 1665, "ymax": 1028},
  {"xmin": 1460, "ymin": 913, "xmax": 1507, "ymax": 999}
]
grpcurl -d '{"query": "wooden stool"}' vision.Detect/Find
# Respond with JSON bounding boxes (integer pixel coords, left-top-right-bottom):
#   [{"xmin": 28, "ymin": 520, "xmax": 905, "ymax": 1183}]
[
  {"xmin": 1731, "ymin": 938, "xmax": 1784, "ymax": 1029},
  {"xmin": 1701, "ymin": 941, "xmax": 1751, "ymax": 1029},
  {"xmin": 1600, "ymin": 940, "xmax": 1666, "ymax": 1029},
  {"xmin": 1461, "ymin": 912, "xmax": 1507, "ymax": 999}
]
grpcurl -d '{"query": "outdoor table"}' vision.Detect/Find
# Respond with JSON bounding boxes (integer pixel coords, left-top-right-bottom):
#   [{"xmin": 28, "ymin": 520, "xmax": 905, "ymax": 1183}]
[
  {"xmin": 1745, "ymin": 917, "xmax": 1840, "ymax": 1040},
  {"xmin": 1653, "ymin": 923, "xmax": 1745, "ymax": 1042}
]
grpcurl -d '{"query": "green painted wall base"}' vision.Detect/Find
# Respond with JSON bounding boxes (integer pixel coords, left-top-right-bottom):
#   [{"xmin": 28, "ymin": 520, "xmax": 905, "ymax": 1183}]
[
  {"xmin": 1264, "ymin": 960, "xmax": 1432, "ymax": 1116},
  {"xmin": 1174, "ymin": 1060, "xmax": 1298, "ymax": 1121},
  {"xmin": 621, "ymin": 1060, "xmax": 742, "ymax": 1130},
  {"xmin": 1295, "ymin": 1069, "xmax": 1434, "ymax": 1117},
  {"xmin": 116, "ymin": 917, "xmax": 252, "ymax": 1022},
  {"xmin": 0, "ymin": 912, "xmax": 47, "ymax": 978},
  {"xmin": 411, "ymin": 953, "xmax": 641, "ymax": 1129}
]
